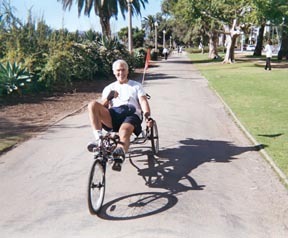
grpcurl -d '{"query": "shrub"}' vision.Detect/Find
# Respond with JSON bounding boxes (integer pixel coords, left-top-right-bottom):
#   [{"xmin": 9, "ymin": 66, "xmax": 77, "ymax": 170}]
[
  {"xmin": 70, "ymin": 42, "xmax": 101, "ymax": 81},
  {"xmin": 133, "ymin": 48, "xmax": 146, "ymax": 68},
  {"xmin": 150, "ymin": 49, "xmax": 159, "ymax": 61},
  {"xmin": 96, "ymin": 37, "xmax": 135, "ymax": 76},
  {"xmin": 0, "ymin": 61, "xmax": 33, "ymax": 96},
  {"xmin": 39, "ymin": 50, "xmax": 73, "ymax": 92}
]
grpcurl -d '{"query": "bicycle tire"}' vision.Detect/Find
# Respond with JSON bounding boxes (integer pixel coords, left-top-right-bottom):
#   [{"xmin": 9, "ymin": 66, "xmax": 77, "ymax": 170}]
[
  {"xmin": 88, "ymin": 159, "xmax": 106, "ymax": 214},
  {"xmin": 150, "ymin": 121, "xmax": 159, "ymax": 155}
]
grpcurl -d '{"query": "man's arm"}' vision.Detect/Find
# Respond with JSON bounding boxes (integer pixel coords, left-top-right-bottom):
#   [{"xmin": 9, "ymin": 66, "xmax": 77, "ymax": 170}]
[
  {"xmin": 139, "ymin": 95, "xmax": 153, "ymax": 127},
  {"xmin": 139, "ymin": 95, "xmax": 151, "ymax": 117},
  {"xmin": 101, "ymin": 90, "xmax": 118, "ymax": 108}
]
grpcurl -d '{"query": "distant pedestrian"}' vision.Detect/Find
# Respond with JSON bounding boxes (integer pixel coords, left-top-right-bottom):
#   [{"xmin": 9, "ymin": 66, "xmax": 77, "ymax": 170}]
[
  {"xmin": 163, "ymin": 47, "xmax": 169, "ymax": 60},
  {"xmin": 199, "ymin": 42, "xmax": 204, "ymax": 54},
  {"xmin": 264, "ymin": 40, "xmax": 273, "ymax": 71}
]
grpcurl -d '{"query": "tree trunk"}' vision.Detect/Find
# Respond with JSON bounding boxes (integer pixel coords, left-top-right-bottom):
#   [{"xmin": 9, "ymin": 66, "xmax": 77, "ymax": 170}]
[
  {"xmin": 223, "ymin": 34, "xmax": 232, "ymax": 63},
  {"xmin": 222, "ymin": 19, "xmax": 240, "ymax": 64},
  {"xmin": 208, "ymin": 30, "xmax": 219, "ymax": 59},
  {"xmin": 99, "ymin": 15, "xmax": 111, "ymax": 38},
  {"xmin": 278, "ymin": 23, "xmax": 288, "ymax": 61},
  {"xmin": 254, "ymin": 23, "xmax": 265, "ymax": 56}
]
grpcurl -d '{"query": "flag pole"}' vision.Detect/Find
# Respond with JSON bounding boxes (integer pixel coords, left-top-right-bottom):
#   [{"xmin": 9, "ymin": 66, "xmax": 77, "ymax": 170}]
[{"xmin": 142, "ymin": 68, "xmax": 146, "ymax": 85}]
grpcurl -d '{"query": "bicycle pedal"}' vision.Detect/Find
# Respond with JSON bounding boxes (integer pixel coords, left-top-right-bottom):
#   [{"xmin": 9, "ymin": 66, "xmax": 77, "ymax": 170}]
[{"xmin": 112, "ymin": 162, "xmax": 122, "ymax": 172}]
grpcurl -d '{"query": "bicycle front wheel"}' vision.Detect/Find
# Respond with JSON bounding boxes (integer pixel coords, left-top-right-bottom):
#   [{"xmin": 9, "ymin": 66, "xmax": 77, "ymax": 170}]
[
  {"xmin": 88, "ymin": 159, "xmax": 106, "ymax": 214},
  {"xmin": 150, "ymin": 121, "xmax": 159, "ymax": 155}
]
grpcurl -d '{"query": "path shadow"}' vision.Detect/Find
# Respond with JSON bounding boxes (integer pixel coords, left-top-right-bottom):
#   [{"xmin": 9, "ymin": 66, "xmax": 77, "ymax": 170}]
[
  {"xmin": 130, "ymin": 138, "xmax": 263, "ymax": 195},
  {"xmin": 100, "ymin": 137, "xmax": 262, "ymax": 220},
  {"xmin": 165, "ymin": 60, "xmax": 194, "ymax": 64},
  {"xmin": 258, "ymin": 133, "xmax": 283, "ymax": 138},
  {"xmin": 144, "ymin": 73, "xmax": 178, "ymax": 81}
]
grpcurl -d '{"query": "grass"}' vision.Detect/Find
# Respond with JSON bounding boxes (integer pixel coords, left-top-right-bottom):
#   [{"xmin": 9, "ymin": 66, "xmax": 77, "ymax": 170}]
[
  {"xmin": 0, "ymin": 134, "xmax": 28, "ymax": 152},
  {"xmin": 188, "ymin": 52, "xmax": 288, "ymax": 178}
]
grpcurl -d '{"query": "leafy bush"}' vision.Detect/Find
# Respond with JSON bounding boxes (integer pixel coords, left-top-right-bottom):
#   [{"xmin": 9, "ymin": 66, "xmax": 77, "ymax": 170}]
[
  {"xmin": 70, "ymin": 42, "xmax": 101, "ymax": 81},
  {"xmin": 0, "ymin": 4, "xmax": 144, "ymax": 96},
  {"xmin": 0, "ymin": 61, "xmax": 33, "ymax": 96},
  {"xmin": 150, "ymin": 49, "xmax": 159, "ymax": 61},
  {"xmin": 133, "ymin": 48, "xmax": 146, "ymax": 68},
  {"xmin": 39, "ymin": 50, "xmax": 73, "ymax": 92},
  {"xmin": 96, "ymin": 37, "xmax": 135, "ymax": 75}
]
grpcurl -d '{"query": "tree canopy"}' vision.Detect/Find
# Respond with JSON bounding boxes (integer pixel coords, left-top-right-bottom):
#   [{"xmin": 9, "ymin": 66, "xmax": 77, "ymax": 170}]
[
  {"xmin": 58, "ymin": 0, "xmax": 149, "ymax": 37},
  {"xmin": 161, "ymin": 0, "xmax": 288, "ymax": 61}
]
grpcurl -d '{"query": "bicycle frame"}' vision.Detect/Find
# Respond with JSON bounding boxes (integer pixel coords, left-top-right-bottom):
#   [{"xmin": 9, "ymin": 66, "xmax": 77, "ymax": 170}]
[
  {"xmin": 91, "ymin": 133, "xmax": 119, "ymax": 159},
  {"xmin": 129, "ymin": 126, "xmax": 152, "ymax": 144},
  {"xmin": 87, "ymin": 121, "xmax": 159, "ymax": 215}
]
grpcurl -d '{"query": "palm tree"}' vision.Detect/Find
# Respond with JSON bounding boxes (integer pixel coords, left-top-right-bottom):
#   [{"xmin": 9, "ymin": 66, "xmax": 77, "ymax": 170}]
[
  {"xmin": 58, "ymin": 0, "xmax": 148, "ymax": 37},
  {"xmin": 0, "ymin": 0, "xmax": 22, "ymax": 30},
  {"xmin": 142, "ymin": 15, "xmax": 155, "ymax": 34},
  {"xmin": 141, "ymin": 15, "xmax": 156, "ymax": 44}
]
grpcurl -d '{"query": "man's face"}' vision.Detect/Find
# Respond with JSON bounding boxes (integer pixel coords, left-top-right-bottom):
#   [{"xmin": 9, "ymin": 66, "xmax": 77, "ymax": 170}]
[{"xmin": 113, "ymin": 63, "xmax": 128, "ymax": 84}]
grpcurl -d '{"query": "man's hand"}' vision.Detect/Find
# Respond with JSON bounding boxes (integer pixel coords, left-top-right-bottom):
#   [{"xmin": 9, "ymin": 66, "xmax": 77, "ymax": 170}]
[
  {"xmin": 144, "ymin": 112, "xmax": 153, "ymax": 128},
  {"xmin": 107, "ymin": 90, "xmax": 118, "ymax": 101}
]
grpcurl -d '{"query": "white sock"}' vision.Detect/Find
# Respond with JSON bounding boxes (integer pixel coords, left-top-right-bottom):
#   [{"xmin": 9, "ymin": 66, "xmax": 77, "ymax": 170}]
[{"xmin": 93, "ymin": 130, "xmax": 102, "ymax": 140}]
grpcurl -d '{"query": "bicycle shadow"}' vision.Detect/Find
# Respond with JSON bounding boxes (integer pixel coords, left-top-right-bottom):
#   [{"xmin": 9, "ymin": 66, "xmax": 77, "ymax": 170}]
[
  {"xmin": 98, "ymin": 191, "xmax": 178, "ymax": 220},
  {"xmin": 98, "ymin": 138, "xmax": 263, "ymax": 220},
  {"xmin": 131, "ymin": 138, "xmax": 264, "ymax": 194}
]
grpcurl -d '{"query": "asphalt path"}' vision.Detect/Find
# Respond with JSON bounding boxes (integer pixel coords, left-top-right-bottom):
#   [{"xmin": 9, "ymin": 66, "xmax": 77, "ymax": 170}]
[{"xmin": 0, "ymin": 52, "xmax": 288, "ymax": 238}]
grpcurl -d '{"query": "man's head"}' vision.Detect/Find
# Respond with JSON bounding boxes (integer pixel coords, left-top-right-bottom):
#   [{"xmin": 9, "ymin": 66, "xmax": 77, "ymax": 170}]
[{"xmin": 112, "ymin": 60, "xmax": 129, "ymax": 84}]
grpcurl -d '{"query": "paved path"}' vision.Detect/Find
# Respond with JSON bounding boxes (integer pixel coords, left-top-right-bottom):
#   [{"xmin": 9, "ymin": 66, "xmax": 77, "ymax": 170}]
[{"xmin": 0, "ymin": 52, "xmax": 288, "ymax": 238}]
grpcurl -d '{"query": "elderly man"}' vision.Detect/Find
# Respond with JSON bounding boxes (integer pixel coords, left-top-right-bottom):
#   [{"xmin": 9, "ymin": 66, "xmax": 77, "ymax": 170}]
[{"xmin": 87, "ymin": 59, "xmax": 152, "ymax": 170}]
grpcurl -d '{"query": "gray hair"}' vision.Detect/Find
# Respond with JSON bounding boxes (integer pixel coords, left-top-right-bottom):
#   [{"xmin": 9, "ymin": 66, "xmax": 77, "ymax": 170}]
[{"xmin": 112, "ymin": 59, "xmax": 128, "ymax": 71}]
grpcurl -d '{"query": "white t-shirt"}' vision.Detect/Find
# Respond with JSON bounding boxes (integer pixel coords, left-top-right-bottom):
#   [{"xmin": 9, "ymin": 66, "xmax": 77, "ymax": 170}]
[
  {"xmin": 102, "ymin": 80, "xmax": 146, "ymax": 118},
  {"xmin": 264, "ymin": 44, "xmax": 273, "ymax": 58}
]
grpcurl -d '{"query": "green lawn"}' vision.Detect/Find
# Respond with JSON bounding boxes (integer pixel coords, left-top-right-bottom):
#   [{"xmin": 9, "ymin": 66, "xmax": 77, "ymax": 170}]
[{"xmin": 189, "ymin": 53, "xmax": 288, "ymax": 178}]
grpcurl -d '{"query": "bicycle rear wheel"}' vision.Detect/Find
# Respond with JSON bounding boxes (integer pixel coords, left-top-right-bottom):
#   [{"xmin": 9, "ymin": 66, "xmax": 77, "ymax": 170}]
[
  {"xmin": 88, "ymin": 159, "xmax": 105, "ymax": 214},
  {"xmin": 150, "ymin": 121, "xmax": 159, "ymax": 155}
]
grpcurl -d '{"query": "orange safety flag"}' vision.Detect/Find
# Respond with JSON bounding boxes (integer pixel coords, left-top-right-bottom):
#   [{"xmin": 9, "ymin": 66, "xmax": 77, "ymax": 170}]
[
  {"xmin": 142, "ymin": 49, "xmax": 151, "ymax": 84},
  {"xmin": 144, "ymin": 49, "xmax": 151, "ymax": 70}
]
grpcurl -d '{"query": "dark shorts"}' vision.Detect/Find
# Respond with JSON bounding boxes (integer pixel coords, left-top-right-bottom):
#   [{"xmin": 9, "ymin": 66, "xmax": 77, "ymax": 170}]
[{"xmin": 103, "ymin": 105, "xmax": 142, "ymax": 136}]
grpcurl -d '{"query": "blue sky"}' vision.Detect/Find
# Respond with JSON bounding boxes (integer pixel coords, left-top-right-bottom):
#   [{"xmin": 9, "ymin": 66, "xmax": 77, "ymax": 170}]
[{"xmin": 9, "ymin": 0, "xmax": 162, "ymax": 32}]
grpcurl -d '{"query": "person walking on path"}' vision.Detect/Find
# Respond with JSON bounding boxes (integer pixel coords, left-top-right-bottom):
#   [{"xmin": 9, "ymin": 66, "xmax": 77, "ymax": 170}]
[
  {"xmin": 264, "ymin": 39, "xmax": 273, "ymax": 70},
  {"xmin": 163, "ymin": 47, "xmax": 169, "ymax": 60}
]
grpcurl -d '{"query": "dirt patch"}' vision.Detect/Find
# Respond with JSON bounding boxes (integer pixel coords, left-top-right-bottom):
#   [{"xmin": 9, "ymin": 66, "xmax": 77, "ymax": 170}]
[{"xmin": 0, "ymin": 80, "xmax": 107, "ymax": 154}]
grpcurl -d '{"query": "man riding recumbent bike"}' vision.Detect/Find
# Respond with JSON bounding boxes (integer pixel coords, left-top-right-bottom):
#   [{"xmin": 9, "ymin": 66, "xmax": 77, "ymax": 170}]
[{"xmin": 86, "ymin": 59, "xmax": 159, "ymax": 214}]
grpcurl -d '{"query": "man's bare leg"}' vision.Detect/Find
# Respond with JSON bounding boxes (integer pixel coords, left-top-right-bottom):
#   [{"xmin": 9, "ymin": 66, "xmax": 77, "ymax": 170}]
[
  {"xmin": 111, "ymin": 123, "xmax": 134, "ymax": 171},
  {"xmin": 117, "ymin": 122, "xmax": 134, "ymax": 153},
  {"xmin": 87, "ymin": 100, "xmax": 112, "ymax": 137}
]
